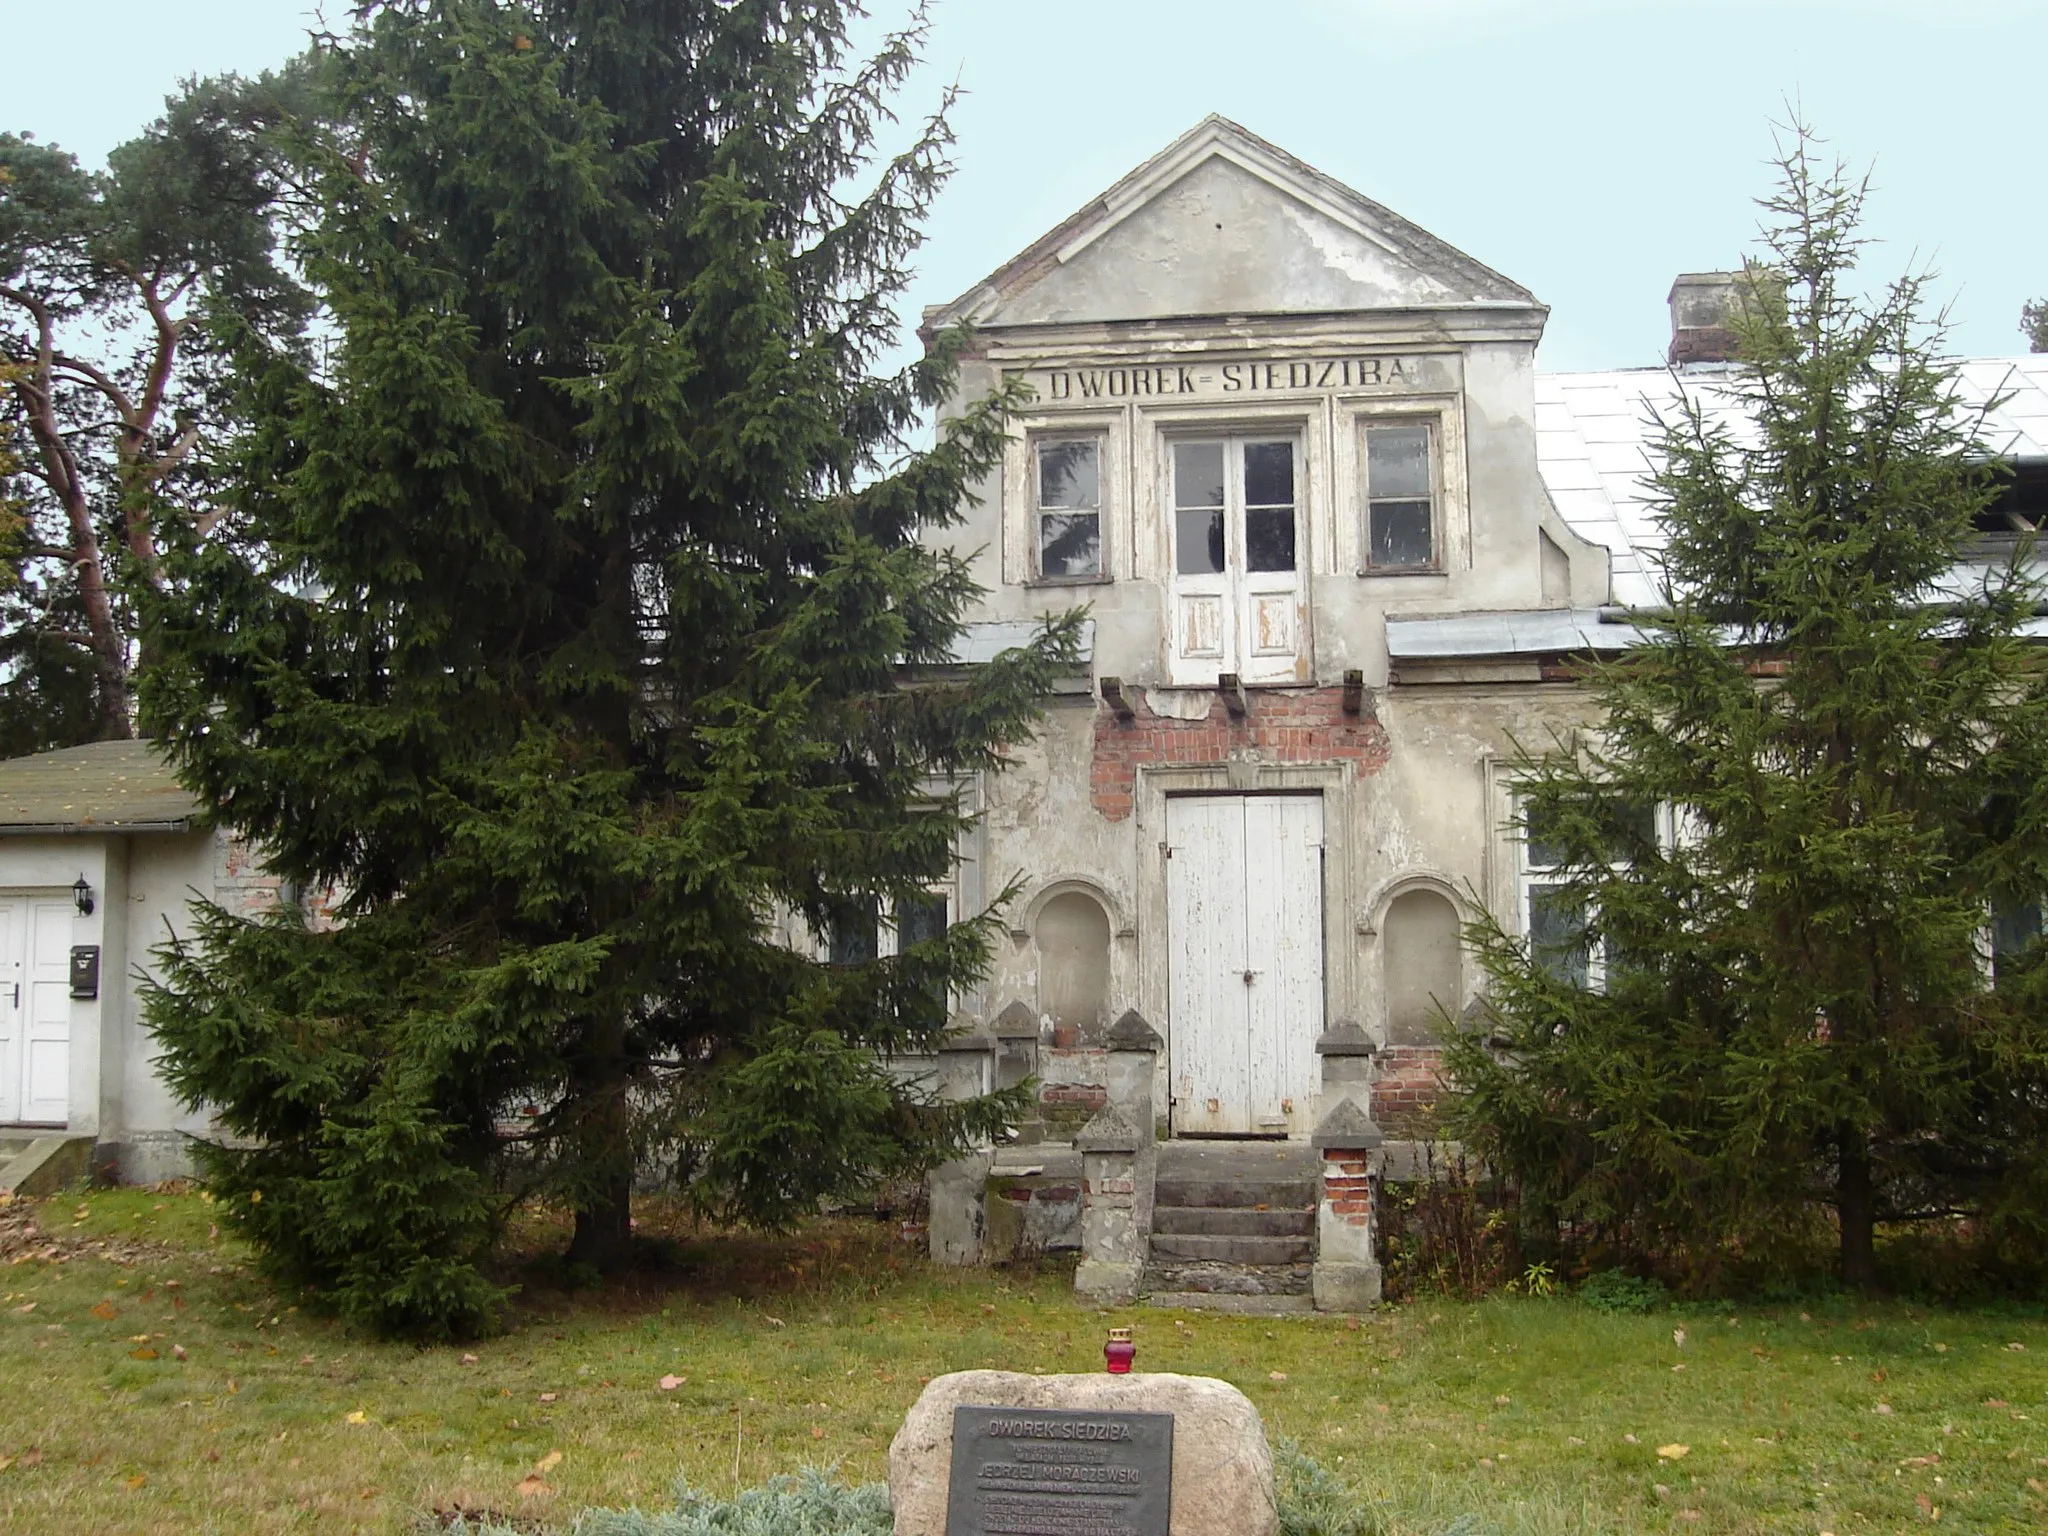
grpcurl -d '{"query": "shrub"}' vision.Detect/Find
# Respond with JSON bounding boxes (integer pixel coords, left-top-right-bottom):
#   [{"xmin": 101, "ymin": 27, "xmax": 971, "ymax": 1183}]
[{"xmin": 1575, "ymin": 1269, "xmax": 1669, "ymax": 1314}]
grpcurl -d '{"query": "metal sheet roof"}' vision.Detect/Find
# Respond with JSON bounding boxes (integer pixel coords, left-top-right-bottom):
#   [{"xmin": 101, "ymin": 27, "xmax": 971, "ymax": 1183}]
[
  {"xmin": 1535, "ymin": 354, "xmax": 2048, "ymax": 609},
  {"xmin": 0, "ymin": 739, "xmax": 201, "ymax": 834},
  {"xmin": 1385, "ymin": 608, "xmax": 1647, "ymax": 660}
]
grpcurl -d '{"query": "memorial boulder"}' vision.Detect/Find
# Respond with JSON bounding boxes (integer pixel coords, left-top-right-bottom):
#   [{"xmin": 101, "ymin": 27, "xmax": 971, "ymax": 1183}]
[{"xmin": 888, "ymin": 1369, "xmax": 1278, "ymax": 1536}]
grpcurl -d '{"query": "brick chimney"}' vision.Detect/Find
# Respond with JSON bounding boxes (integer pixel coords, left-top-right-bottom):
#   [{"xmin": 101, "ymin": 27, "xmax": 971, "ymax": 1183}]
[{"xmin": 1667, "ymin": 271, "xmax": 1744, "ymax": 365}]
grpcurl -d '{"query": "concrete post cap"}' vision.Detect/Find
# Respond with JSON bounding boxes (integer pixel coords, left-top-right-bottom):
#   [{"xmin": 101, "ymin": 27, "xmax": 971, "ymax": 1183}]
[
  {"xmin": 1103, "ymin": 1007, "xmax": 1163, "ymax": 1053},
  {"xmin": 1314, "ymin": 1019, "xmax": 1375, "ymax": 1056}
]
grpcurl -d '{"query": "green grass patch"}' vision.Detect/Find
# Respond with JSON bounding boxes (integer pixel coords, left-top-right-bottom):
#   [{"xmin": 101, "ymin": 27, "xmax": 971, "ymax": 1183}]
[{"xmin": 0, "ymin": 1189, "xmax": 2041, "ymax": 1533}]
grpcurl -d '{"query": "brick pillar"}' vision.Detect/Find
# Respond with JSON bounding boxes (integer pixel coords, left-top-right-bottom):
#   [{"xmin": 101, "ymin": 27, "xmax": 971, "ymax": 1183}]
[{"xmin": 1311, "ymin": 1021, "xmax": 1384, "ymax": 1309}]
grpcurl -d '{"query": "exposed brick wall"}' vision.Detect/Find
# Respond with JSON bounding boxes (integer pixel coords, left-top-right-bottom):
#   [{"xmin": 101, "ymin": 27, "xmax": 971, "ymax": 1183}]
[
  {"xmin": 1372, "ymin": 1044, "xmax": 1448, "ymax": 1137},
  {"xmin": 1322, "ymin": 1151, "xmax": 1374, "ymax": 1224},
  {"xmin": 1091, "ymin": 687, "xmax": 1391, "ymax": 821}
]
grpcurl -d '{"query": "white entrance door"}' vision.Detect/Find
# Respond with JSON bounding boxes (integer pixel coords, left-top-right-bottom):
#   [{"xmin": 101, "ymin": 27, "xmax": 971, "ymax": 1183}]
[
  {"xmin": 1165, "ymin": 795, "xmax": 1324, "ymax": 1135},
  {"xmin": 0, "ymin": 897, "xmax": 73, "ymax": 1125},
  {"xmin": 1167, "ymin": 436, "xmax": 1309, "ymax": 686}
]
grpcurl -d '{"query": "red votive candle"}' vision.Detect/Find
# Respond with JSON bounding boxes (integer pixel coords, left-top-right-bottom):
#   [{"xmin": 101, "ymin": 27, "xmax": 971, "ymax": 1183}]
[{"xmin": 1104, "ymin": 1326, "xmax": 1135, "ymax": 1374}]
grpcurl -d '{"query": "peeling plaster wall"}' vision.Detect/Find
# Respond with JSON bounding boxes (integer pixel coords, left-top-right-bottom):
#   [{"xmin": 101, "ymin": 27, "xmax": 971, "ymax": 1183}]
[{"xmin": 924, "ymin": 129, "xmax": 1615, "ymax": 1142}]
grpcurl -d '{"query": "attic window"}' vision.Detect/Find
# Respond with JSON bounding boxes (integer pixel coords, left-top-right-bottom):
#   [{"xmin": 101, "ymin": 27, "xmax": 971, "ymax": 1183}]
[
  {"xmin": 1035, "ymin": 438, "xmax": 1103, "ymax": 579},
  {"xmin": 1974, "ymin": 459, "xmax": 2048, "ymax": 538}
]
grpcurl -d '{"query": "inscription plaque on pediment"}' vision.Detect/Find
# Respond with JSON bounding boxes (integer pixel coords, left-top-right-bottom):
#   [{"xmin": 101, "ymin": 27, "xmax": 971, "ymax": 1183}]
[{"xmin": 944, "ymin": 1404, "xmax": 1173, "ymax": 1536}]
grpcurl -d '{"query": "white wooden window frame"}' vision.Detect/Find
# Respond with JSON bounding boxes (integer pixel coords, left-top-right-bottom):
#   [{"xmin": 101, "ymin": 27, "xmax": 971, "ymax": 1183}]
[
  {"xmin": 1360, "ymin": 417, "xmax": 1442, "ymax": 573},
  {"xmin": 1003, "ymin": 411, "xmax": 1121, "ymax": 587},
  {"xmin": 1335, "ymin": 393, "xmax": 1468, "ymax": 577},
  {"xmin": 1029, "ymin": 434, "xmax": 1108, "ymax": 583}
]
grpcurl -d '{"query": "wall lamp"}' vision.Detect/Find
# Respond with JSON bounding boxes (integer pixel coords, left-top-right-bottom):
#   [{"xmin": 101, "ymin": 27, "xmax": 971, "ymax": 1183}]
[{"xmin": 72, "ymin": 875, "xmax": 94, "ymax": 917}]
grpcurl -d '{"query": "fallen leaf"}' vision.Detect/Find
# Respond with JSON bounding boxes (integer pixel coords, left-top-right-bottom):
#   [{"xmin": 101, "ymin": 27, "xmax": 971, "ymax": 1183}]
[
  {"xmin": 1933, "ymin": 1342, "xmax": 1948, "ymax": 1352},
  {"xmin": 345, "ymin": 1411, "xmax": 367, "ymax": 1425},
  {"xmin": 658, "ymin": 1375, "xmax": 685, "ymax": 1391},
  {"xmin": 1568, "ymin": 1435, "xmax": 1585, "ymax": 1445},
  {"xmin": 1657, "ymin": 1444, "xmax": 1691, "ymax": 1460},
  {"xmin": 538, "ymin": 1392, "xmax": 557, "ymax": 1403},
  {"xmin": 203, "ymin": 1449, "xmax": 218, "ymax": 1463},
  {"xmin": 171, "ymin": 1345, "xmax": 186, "ymax": 1361},
  {"xmin": 20, "ymin": 1449, "xmax": 40, "ymax": 1468},
  {"xmin": 1477, "ymin": 1457, "xmax": 1494, "ymax": 1468},
  {"xmin": 1673, "ymin": 1328, "xmax": 1687, "ymax": 1348},
  {"xmin": 226, "ymin": 1378, "xmax": 238, "ymax": 1394},
  {"xmin": 129, "ymin": 1334, "xmax": 151, "ymax": 1343},
  {"xmin": 2027, "ymin": 1477, "xmax": 2044, "ymax": 1493},
  {"xmin": 2007, "ymin": 1342, "xmax": 2026, "ymax": 1352},
  {"xmin": 1985, "ymin": 1398, "xmax": 2009, "ymax": 1407},
  {"xmin": 1677, "ymin": 1511, "xmax": 1701, "ymax": 1522},
  {"xmin": 1494, "ymin": 1394, "xmax": 1511, "ymax": 1406},
  {"xmin": 811, "ymin": 1426, "xmax": 824, "ymax": 1440},
  {"xmin": 1872, "ymin": 1368, "xmax": 1889, "ymax": 1383},
  {"xmin": 1877, "ymin": 1402, "xmax": 1895, "ymax": 1415},
  {"xmin": 129, "ymin": 1347, "xmax": 158, "ymax": 1360},
  {"xmin": 0, "ymin": 1456, "xmax": 11, "ymax": 1472},
  {"xmin": 299, "ymin": 1354, "xmax": 314, "ymax": 1366},
  {"xmin": 1916, "ymin": 1493, "xmax": 1933, "ymax": 1516},
  {"xmin": 1901, "ymin": 1453, "xmax": 1942, "ymax": 1467},
  {"xmin": 763, "ymin": 1315, "xmax": 786, "ymax": 1328},
  {"xmin": 124, "ymin": 1474, "xmax": 146, "ymax": 1489},
  {"xmin": 517, "ymin": 1475, "xmax": 551, "ymax": 1499},
  {"xmin": 90, "ymin": 1301, "xmax": 116, "ymax": 1321},
  {"xmin": 13, "ymin": 1302, "xmax": 32, "ymax": 1314},
  {"xmin": 1268, "ymin": 1371, "xmax": 1288, "ymax": 1382},
  {"xmin": 461, "ymin": 1353, "xmax": 479, "ymax": 1366},
  {"xmin": 1624, "ymin": 1434, "xmax": 1640, "ymax": 1445},
  {"xmin": 535, "ymin": 1450, "xmax": 563, "ymax": 1474}
]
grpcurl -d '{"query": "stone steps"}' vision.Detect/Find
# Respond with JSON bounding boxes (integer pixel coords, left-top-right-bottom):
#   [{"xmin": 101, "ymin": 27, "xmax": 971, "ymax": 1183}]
[
  {"xmin": 1148, "ymin": 1232, "xmax": 1313, "ymax": 1265},
  {"xmin": 1151, "ymin": 1205, "xmax": 1312, "ymax": 1238},
  {"xmin": 1141, "ymin": 1141, "xmax": 1319, "ymax": 1304}
]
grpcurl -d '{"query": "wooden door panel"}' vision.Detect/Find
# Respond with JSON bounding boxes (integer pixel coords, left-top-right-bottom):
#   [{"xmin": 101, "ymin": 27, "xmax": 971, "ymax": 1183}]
[
  {"xmin": 22, "ymin": 900, "xmax": 71, "ymax": 1124},
  {"xmin": 0, "ymin": 901, "xmax": 19, "ymax": 1123},
  {"xmin": 1166, "ymin": 797, "xmax": 1252, "ymax": 1134},
  {"xmin": 1243, "ymin": 797, "xmax": 1325, "ymax": 1132}
]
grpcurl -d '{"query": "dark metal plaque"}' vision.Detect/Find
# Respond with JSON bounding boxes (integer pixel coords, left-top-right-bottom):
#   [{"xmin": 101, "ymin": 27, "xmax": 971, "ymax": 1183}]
[{"xmin": 945, "ymin": 1404, "xmax": 1173, "ymax": 1536}]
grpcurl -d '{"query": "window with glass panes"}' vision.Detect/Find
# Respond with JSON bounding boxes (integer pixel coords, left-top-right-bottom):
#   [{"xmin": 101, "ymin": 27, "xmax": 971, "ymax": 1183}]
[
  {"xmin": 1518, "ymin": 797, "xmax": 1660, "ymax": 989},
  {"xmin": 826, "ymin": 892, "xmax": 953, "ymax": 1025},
  {"xmin": 1364, "ymin": 422, "xmax": 1437, "ymax": 570},
  {"xmin": 1035, "ymin": 438, "xmax": 1103, "ymax": 579}
]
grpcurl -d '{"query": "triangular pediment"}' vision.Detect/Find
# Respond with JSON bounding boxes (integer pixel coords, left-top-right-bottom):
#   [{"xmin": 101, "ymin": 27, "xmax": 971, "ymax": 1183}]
[{"xmin": 927, "ymin": 117, "xmax": 1536, "ymax": 332}]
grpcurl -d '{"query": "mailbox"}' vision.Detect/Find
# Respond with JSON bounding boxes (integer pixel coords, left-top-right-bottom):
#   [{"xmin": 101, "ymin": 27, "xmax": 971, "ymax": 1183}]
[{"xmin": 69, "ymin": 945, "xmax": 99, "ymax": 1000}]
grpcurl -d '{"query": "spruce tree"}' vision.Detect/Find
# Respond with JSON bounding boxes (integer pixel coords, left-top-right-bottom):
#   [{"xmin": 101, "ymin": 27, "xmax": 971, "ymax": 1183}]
[
  {"xmin": 138, "ymin": 0, "xmax": 1078, "ymax": 1337},
  {"xmin": 1447, "ymin": 129, "xmax": 2048, "ymax": 1291}
]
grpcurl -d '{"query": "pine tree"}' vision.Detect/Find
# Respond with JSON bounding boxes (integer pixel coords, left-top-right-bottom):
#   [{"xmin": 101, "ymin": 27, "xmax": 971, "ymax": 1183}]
[
  {"xmin": 1, "ymin": 76, "xmax": 308, "ymax": 751},
  {"xmin": 1447, "ymin": 128, "xmax": 2048, "ymax": 1292},
  {"xmin": 138, "ymin": 0, "xmax": 1080, "ymax": 1337}
]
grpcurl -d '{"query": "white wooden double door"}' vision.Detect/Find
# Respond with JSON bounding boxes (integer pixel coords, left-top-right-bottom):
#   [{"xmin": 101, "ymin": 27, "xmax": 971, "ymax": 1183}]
[
  {"xmin": 0, "ymin": 897, "xmax": 74, "ymax": 1125},
  {"xmin": 1165, "ymin": 795, "xmax": 1324, "ymax": 1135}
]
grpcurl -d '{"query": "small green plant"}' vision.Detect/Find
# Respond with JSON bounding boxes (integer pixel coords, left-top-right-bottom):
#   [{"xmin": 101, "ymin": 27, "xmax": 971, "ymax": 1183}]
[
  {"xmin": 1511, "ymin": 1260, "xmax": 1557, "ymax": 1297},
  {"xmin": 1576, "ymin": 1268, "xmax": 1669, "ymax": 1314}
]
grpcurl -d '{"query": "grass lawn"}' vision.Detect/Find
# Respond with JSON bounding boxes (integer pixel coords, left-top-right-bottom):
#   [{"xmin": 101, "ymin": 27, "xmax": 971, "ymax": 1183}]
[{"xmin": 0, "ymin": 1189, "xmax": 2042, "ymax": 1534}]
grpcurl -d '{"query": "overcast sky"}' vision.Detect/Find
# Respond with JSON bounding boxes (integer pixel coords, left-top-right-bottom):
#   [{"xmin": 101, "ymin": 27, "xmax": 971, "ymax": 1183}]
[{"xmin": 8, "ymin": 0, "xmax": 2043, "ymax": 372}]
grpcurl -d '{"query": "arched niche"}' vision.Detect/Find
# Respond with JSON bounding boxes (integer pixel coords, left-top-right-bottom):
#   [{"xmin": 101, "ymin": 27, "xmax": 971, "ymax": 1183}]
[
  {"xmin": 1033, "ymin": 888, "xmax": 1113, "ymax": 1046},
  {"xmin": 1382, "ymin": 885, "xmax": 1463, "ymax": 1046}
]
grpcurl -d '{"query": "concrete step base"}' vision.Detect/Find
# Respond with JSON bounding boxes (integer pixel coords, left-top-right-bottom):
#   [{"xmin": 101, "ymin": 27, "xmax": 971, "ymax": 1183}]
[
  {"xmin": 0, "ymin": 1135, "xmax": 92, "ymax": 1197},
  {"xmin": 1151, "ymin": 1205, "xmax": 1312, "ymax": 1238},
  {"xmin": 1143, "ymin": 1291, "xmax": 1317, "ymax": 1317},
  {"xmin": 1142, "ymin": 1258, "xmax": 1312, "ymax": 1297},
  {"xmin": 1148, "ymin": 1232, "xmax": 1313, "ymax": 1265}
]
